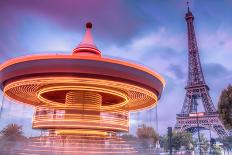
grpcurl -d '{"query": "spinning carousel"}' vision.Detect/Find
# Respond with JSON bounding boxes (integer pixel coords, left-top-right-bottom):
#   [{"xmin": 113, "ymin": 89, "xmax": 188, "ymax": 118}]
[{"xmin": 0, "ymin": 23, "xmax": 164, "ymax": 154}]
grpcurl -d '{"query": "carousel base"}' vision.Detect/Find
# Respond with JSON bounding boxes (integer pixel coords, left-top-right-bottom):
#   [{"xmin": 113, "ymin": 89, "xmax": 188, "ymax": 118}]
[{"xmin": 16, "ymin": 134, "xmax": 138, "ymax": 155}]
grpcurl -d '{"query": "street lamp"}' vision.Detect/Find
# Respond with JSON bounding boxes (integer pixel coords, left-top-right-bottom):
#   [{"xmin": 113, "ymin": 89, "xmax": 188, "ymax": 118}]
[
  {"xmin": 194, "ymin": 99, "xmax": 202, "ymax": 155},
  {"xmin": 168, "ymin": 127, "xmax": 172, "ymax": 155}
]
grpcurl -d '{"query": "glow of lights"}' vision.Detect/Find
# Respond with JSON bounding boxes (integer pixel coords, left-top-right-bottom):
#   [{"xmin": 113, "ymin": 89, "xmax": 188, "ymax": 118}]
[
  {"xmin": 37, "ymin": 85, "xmax": 128, "ymax": 108},
  {"xmin": 4, "ymin": 77, "xmax": 158, "ymax": 111},
  {"xmin": 55, "ymin": 129, "xmax": 108, "ymax": 136},
  {"xmin": 189, "ymin": 112, "xmax": 204, "ymax": 117},
  {"xmin": 73, "ymin": 47, "xmax": 102, "ymax": 56}
]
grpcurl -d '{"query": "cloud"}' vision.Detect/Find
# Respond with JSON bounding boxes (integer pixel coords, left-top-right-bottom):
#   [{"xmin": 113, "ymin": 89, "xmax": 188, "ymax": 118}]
[
  {"xmin": 197, "ymin": 23, "xmax": 232, "ymax": 69},
  {"xmin": 167, "ymin": 64, "xmax": 185, "ymax": 79},
  {"xmin": 129, "ymin": 27, "xmax": 184, "ymax": 52},
  {"xmin": 103, "ymin": 27, "xmax": 186, "ymax": 71},
  {"xmin": 202, "ymin": 63, "xmax": 232, "ymax": 102},
  {"xmin": 203, "ymin": 63, "xmax": 229, "ymax": 79},
  {"xmin": 0, "ymin": 0, "xmax": 163, "ymax": 47}
]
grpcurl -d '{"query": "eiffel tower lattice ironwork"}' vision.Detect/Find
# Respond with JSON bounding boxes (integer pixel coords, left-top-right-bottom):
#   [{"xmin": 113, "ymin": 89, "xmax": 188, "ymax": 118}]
[{"xmin": 175, "ymin": 6, "xmax": 228, "ymax": 137}]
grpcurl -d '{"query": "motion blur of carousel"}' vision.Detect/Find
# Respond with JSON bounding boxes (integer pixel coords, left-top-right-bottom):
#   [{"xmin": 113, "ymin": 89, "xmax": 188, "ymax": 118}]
[{"xmin": 0, "ymin": 23, "xmax": 164, "ymax": 155}]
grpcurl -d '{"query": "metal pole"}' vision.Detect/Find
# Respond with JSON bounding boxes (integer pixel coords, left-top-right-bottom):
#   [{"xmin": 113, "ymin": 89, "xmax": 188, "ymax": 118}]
[
  {"xmin": 156, "ymin": 105, "xmax": 158, "ymax": 133},
  {"xmin": 195, "ymin": 101, "xmax": 202, "ymax": 155},
  {"xmin": 155, "ymin": 106, "xmax": 159, "ymax": 150},
  {"xmin": 168, "ymin": 127, "xmax": 172, "ymax": 155},
  {"xmin": 0, "ymin": 93, "xmax": 5, "ymax": 119},
  {"xmin": 209, "ymin": 124, "xmax": 212, "ymax": 154}
]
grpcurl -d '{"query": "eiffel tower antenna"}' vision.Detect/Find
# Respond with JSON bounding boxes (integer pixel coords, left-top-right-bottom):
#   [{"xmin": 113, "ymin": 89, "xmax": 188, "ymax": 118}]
[
  {"xmin": 187, "ymin": 1, "xmax": 190, "ymax": 12},
  {"xmin": 175, "ymin": 5, "xmax": 228, "ymax": 137}
]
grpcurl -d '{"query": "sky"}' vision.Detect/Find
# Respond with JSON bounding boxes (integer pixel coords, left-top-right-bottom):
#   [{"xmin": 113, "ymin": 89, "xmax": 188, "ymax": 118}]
[{"xmin": 0, "ymin": 0, "xmax": 232, "ymax": 136}]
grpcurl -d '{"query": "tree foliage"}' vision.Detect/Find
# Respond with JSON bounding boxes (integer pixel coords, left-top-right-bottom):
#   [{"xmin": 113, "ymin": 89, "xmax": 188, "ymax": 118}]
[
  {"xmin": 172, "ymin": 131, "xmax": 194, "ymax": 151},
  {"xmin": 194, "ymin": 133, "xmax": 209, "ymax": 154},
  {"xmin": 219, "ymin": 136, "xmax": 232, "ymax": 151},
  {"xmin": 160, "ymin": 131, "xmax": 194, "ymax": 151},
  {"xmin": 0, "ymin": 123, "xmax": 24, "ymax": 141},
  {"xmin": 211, "ymin": 145, "xmax": 222, "ymax": 155},
  {"xmin": 218, "ymin": 84, "xmax": 232, "ymax": 129},
  {"xmin": 136, "ymin": 124, "xmax": 159, "ymax": 151},
  {"xmin": 136, "ymin": 124, "xmax": 159, "ymax": 145}
]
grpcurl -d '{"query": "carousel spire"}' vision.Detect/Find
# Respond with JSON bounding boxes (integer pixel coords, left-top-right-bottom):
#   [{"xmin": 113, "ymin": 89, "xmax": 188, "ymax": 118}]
[{"xmin": 73, "ymin": 22, "xmax": 101, "ymax": 56}]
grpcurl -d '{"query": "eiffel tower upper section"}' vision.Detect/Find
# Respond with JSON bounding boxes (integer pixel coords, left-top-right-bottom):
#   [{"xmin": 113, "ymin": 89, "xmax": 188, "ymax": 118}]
[
  {"xmin": 179, "ymin": 6, "xmax": 217, "ymax": 115},
  {"xmin": 185, "ymin": 7, "xmax": 206, "ymax": 88}
]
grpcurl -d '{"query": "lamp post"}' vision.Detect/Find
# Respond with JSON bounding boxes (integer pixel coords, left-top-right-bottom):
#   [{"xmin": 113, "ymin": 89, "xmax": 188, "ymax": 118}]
[
  {"xmin": 209, "ymin": 124, "xmax": 212, "ymax": 154},
  {"xmin": 195, "ymin": 100, "xmax": 202, "ymax": 155},
  {"xmin": 168, "ymin": 127, "xmax": 172, "ymax": 155},
  {"xmin": 0, "ymin": 95, "xmax": 5, "ymax": 119}
]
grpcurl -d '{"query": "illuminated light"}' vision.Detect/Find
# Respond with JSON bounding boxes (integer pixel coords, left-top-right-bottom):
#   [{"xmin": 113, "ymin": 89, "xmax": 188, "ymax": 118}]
[
  {"xmin": 16, "ymin": 134, "xmax": 138, "ymax": 154},
  {"xmin": 4, "ymin": 77, "xmax": 157, "ymax": 111},
  {"xmin": 32, "ymin": 124, "xmax": 128, "ymax": 132},
  {"xmin": 189, "ymin": 112, "xmax": 204, "ymax": 117},
  {"xmin": 0, "ymin": 54, "xmax": 165, "ymax": 87},
  {"xmin": 1, "ymin": 23, "xmax": 165, "ymax": 155},
  {"xmin": 55, "ymin": 129, "xmax": 108, "ymax": 136},
  {"xmin": 32, "ymin": 88, "xmax": 130, "ymax": 132},
  {"xmin": 20, "ymin": 150, "xmax": 137, "ymax": 154},
  {"xmin": 37, "ymin": 85, "xmax": 128, "ymax": 108},
  {"xmin": 24, "ymin": 145, "xmax": 136, "ymax": 150},
  {"xmin": 73, "ymin": 47, "xmax": 102, "ymax": 56}
]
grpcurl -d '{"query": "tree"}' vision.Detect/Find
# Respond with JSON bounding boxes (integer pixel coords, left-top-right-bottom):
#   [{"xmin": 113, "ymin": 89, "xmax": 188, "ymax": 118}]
[
  {"xmin": 160, "ymin": 131, "xmax": 194, "ymax": 152},
  {"xmin": 211, "ymin": 145, "xmax": 222, "ymax": 155},
  {"xmin": 0, "ymin": 123, "xmax": 24, "ymax": 141},
  {"xmin": 172, "ymin": 131, "xmax": 194, "ymax": 151},
  {"xmin": 136, "ymin": 124, "xmax": 159, "ymax": 150},
  {"xmin": 0, "ymin": 124, "xmax": 26, "ymax": 155},
  {"xmin": 159, "ymin": 135, "xmax": 169, "ymax": 151},
  {"xmin": 219, "ymin": 136, "xmax": 232, "ymax": 153},
  {"xmin": 218, "ymin": 84, "xmax": 232, "ymax": 129},
  {"xmin": 194, "ymin": 133, "xmax": 209, "ymax": 154},
  {"xmin": 136, "ymin": 124, "xmax": 159, "ymax": 144}
]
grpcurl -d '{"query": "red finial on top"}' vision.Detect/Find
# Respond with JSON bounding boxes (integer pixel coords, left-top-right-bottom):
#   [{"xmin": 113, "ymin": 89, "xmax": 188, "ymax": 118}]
[{"xmin": 86, "ymin": 22, "xmax": 92, "ymax": 29}]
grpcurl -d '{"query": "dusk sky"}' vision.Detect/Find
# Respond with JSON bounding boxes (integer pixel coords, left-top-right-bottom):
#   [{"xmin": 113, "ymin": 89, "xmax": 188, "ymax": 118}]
[{"xmin": 0, "ymin": 0, "xmax": 232, "ymax": 135}]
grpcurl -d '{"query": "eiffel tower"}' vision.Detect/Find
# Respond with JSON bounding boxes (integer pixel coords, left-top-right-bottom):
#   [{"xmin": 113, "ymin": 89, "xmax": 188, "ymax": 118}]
[{"xmin": 175, "ymin": 6, "xmax": 228, "ymax": 137}]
